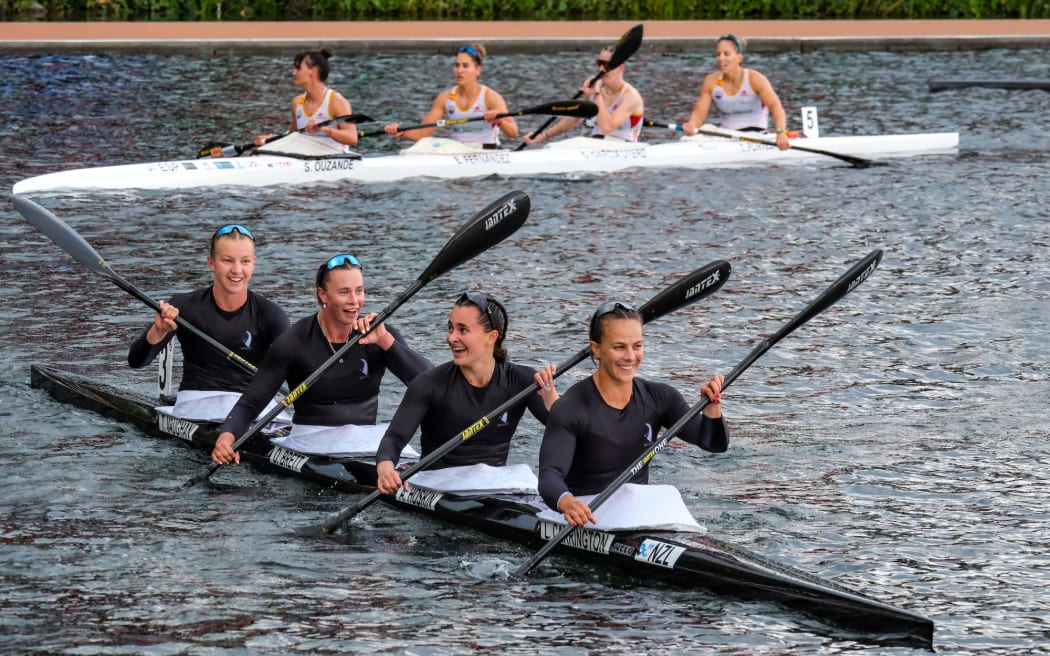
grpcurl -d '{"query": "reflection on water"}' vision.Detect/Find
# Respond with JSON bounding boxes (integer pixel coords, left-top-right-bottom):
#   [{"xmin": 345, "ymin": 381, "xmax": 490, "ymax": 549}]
[{"xmin": 1, "ymin": 46, "xmax": 1048, "ymax": 654}]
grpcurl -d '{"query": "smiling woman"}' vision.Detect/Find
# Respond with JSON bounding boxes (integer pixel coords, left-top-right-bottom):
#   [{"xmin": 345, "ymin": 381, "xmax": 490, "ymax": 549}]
[
  {"xmin": 210, "ymin": 252, "xmax": 434, "ymax": 465},
  {"xmin": 374, "ymin": 290, "xmax": 559, "ymax": 493},
  {"xmin": 537, "ymin": 301, "xmax": 727, "ymax": 527},
  {"xmin": 126, "ymin": 222, "xmax": 291, "ymax": 393}
]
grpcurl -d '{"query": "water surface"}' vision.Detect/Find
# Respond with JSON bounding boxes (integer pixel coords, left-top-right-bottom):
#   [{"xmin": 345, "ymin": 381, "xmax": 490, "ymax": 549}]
[{"xmin": 1, "ymin": 47, "xmax": 1048, "ymax": 654}]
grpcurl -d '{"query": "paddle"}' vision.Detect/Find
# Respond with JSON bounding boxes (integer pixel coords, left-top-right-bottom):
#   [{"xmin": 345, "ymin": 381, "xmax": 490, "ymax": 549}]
[
  {"xmin": 10, "ymin": 195, "xmax": 265, "ymax": 379},
  {"xmin": 196, "ymin": 113, "xmax": 375, "ymax": 158},
  {"xmin": 182, "ymin": 189, "xmax": 532, "ymax": 488},
  {"xmin": 357, "ymin": 101, "xmax": 598, "ymax": 139},
  {"xmin": 298, "ymin": 259, "xmax": 733, "ymax": 537},
  {"xmin": 694, "ymin": 123, "xmax": 876, "ymax": 169},
  {"xmin": 513, "ymin": 249, "xmax": 884, "ymax": 578},
  {"xmin": 517, "ymin": 23, "xmax": 644, "ymax": 151}
]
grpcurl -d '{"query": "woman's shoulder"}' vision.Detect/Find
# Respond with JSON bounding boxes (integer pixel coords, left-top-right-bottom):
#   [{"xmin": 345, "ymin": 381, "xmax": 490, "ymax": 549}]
[
  {"xmin": 630, "ymin": 375, "xmax": 680, "ymax": 396},
  {"xmin": 285, "ymin": 313, "xmax": 317, "ymax": 335},
  {"xmin": 172, "ymin": 286, "xmax": 211, "ymax": 304},
  {"xmin": 407, "ymin": 360, "xmax": 459, "ymax": 388},
  {"xmin": 502, "ymin": 359, "xmax": 535, "ymax": 375},
  {"xmin": 263, "ymin": 314, "xmax": 315, "ymax": 354},
  {"xmin": 559, "ymin": 376, "xmax": 599, "ymax": 402},
  {"xmin": 745, "ymin": 68, "xmax": 774, "ymax": 88},
  {"xmin": 246, "ymin": 289, "xmax": 286, "ymax": 309}
]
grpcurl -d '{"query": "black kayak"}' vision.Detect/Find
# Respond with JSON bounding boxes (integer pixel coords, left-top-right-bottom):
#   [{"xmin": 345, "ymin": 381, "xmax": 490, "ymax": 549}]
[{"xmin": 30, "ymin": 363, "xmax": 936, "ymax": 649}]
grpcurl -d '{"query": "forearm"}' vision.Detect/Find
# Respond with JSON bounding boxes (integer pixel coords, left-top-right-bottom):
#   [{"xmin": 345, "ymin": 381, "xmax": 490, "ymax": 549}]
[
  {"xmin": 128, "ymin": 328, "xmax": 167, "ymax": 368},
  {"xmin": 384, "ymin": 332, "xmax": 432, "ymax": 384}
]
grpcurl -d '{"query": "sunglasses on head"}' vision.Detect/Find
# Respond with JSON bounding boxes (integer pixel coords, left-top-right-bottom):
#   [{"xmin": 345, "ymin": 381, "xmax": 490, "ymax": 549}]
[
  {"xmin": 325, "ymin": 253, "xmax": 362, "ymax": 270},
  {"xmin": 589, "ymin": 300, "xmax": 637, "ymax": 337},
  {"xmin": 458, "ymin": 290, "xmax": 499, "ymax": 331},
  {"xmin": 457, "ymin": 45, "xmax": 481, "ymax": 59},
  {"xmin": 212, "ymin": 224, "xmax": 254, "ymax": 240}
]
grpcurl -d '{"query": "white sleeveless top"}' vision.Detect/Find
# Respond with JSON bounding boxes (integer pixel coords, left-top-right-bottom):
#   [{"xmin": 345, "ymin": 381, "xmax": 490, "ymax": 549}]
[
  {"xmin": 294, "ymin": 88, "xmax": 348, "ymax": 151},
  {"xmin": 445, "ymin": 85, "xmax": 499, "ymax": 145},
  {"xmin": 591, "ymin": 82, "xmax": 642, "ymax": 142},
  {"xmin": 711, "ymin": 70, "xmax": 769, "ymax": 131}
]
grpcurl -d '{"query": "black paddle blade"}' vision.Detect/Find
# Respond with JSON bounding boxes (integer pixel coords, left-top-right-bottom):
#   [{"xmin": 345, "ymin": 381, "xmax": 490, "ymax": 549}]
[
  {"xmin": 722, "ymin": 249, "xmax": 885, "ymax": 393},
  {"xmin": 773, "ymin": 249, "xmax": 883, "ymax": 339},
  {"xmin": 606, "ymin": 23, "xmax": 644, "ymax": 70},
  {"xmin": 420, "ymin": 190, "xmax": 530, "ymax": 283},
  {"xmin": 295, "ymin": 523, "xmax": 331, "ymax": 538},
  {"xmin": 515, "ymin": 100, "xmax": 599, "ymax": 119},
  {"xmin": 639, "ymin": 260, "xmax": 731, "ymax": 324},
  {"xmin": 11, "ymin": 195, "xmax": 111, "ymax": 277}
]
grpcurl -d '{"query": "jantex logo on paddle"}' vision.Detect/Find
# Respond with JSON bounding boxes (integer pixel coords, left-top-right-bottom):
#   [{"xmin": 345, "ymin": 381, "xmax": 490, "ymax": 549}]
[
  {"xmin": 485, "ymin": 198, "xmax": 517, "ymax": 231},
  {"xmin": 847, "ymin": 257, "xmax": 880, "ymax": 293},
  {"xmin": 686, "ymin": 269, "xmax": 723, "ymax": 300}
]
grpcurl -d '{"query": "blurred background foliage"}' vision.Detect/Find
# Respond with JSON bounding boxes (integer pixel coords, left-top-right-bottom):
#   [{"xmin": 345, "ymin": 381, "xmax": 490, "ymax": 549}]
[{"xmin": 2, "ymin": 0, "xmax": 1047, "ymax": 21}]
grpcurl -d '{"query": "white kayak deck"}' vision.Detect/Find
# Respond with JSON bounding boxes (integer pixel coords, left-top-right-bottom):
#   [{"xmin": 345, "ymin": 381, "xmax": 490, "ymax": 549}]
[{"xmin": 12, "ymin": 131, "xmax": 959, "ymax": 194}]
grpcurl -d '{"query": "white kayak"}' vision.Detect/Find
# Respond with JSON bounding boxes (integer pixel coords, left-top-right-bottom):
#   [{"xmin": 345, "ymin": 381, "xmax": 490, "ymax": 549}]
[{"xmin": 12, "ymin": 131, "xmax": 959, "ymax": 194}]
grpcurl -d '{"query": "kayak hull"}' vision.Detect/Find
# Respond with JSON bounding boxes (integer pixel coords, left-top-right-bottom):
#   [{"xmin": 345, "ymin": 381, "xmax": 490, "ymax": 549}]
[
  {"xmin": 29, "ymin": 364, "xmax": 935, "ymax": 648},
  {"xmin": 12, "ymin": 132, "xmax": 959, "ymax": 194}
]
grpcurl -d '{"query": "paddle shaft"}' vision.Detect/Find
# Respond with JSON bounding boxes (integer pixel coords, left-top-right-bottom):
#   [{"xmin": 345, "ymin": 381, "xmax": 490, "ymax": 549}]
[
  {"xmin": 201, "ymin": 113, "xmax": 374, "ymax": 158},
  {"xmin": 361, "ymin": 101, "xmax": 597, "ymax": 139},
  {"xmin": 309, "ymin": 260, "xmax": 732, "ymax": 535},
  {"xmin": 696, "ymin": 126, "xmax": 875, "ymax": 168},
  {"xmin": 516, "ymin": 85, "xmax": 597, "ymax": 148},
  {"xmin": 512, "ymin": 249, "xmax": 884, "ymax": 577},
  {"xmin": 641, "ymin": 119, "xmax": 875, "ymax": 168},
  {"xmin": 642, "ymin": 119, "xmax": 683, "ymax": 131},
  {"xmin": 517, "ymin": 23, "xmax": 644, "ymax": 150}
]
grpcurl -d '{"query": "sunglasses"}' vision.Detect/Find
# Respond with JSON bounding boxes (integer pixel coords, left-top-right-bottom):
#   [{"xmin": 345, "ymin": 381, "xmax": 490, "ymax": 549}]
[
  {"xmin": 589, "ymin": 300, "xmax": 637, "ymax": 338},
  {"xmin": 325, "ymin": 253, "xmax": 363, "ymax": 270},
  {"xmin": 212, "ymin": 224, "xmax": 254, "ymax": 240},
  {"xmin": 458, "ymin": 290, "xmax": 499, "ymax": 332},
  {"xmin": 457, "ymin": 45, "xmax": 481, "ymax": 59}
]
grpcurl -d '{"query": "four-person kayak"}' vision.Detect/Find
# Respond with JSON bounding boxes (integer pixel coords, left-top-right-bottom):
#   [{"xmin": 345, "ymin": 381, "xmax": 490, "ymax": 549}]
[
  {"xmin": 11, "ymin": 130, "xmax": 959, "ymax": 194},
  {"xmin": 29, "ymin": 363, "xmax": 936, "ymax": 648}
]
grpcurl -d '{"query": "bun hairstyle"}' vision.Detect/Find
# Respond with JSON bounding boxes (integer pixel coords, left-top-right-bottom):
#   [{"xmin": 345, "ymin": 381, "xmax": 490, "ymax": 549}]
[{"xmin": 294, "ymin": 47, "xmax": 334, "ymax": 81}]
